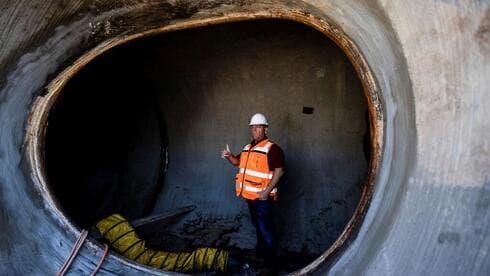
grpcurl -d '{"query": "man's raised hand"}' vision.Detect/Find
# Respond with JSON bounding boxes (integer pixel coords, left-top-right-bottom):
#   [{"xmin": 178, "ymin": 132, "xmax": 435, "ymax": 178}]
[{"xmin": 221, "ymin": 144, "xmax": 232, "ymax": 159}]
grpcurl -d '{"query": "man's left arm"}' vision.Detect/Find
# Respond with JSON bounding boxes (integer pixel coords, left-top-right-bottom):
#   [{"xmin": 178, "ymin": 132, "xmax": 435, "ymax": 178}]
[{"xmin": 259, "ymin": 167, "xmax": 284, "ymax": 200}]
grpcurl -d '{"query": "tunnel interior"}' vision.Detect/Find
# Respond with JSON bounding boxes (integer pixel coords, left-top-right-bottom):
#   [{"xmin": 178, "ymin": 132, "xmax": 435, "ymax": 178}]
[{"xmin": 44, "ymin": 19, "xmax": 369, "ymax": 272}]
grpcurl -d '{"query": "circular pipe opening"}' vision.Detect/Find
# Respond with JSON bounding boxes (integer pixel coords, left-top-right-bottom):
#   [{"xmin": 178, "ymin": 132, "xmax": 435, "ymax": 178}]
[{"xmin": 26, "ymin": 11, "xmax": 382, "ymax": 275}]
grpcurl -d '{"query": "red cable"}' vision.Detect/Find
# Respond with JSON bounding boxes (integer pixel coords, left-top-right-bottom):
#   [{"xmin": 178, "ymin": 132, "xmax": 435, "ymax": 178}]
[
  {"xmin": 91, "ymin": 244, "xmax": 109, "ymax": 276},
  {"xmin": 56, "ymin": 230, "xmax": 110, "ymax": 276},
  {"xmin": 57, "ymin": 230, "xmax": 88, "ymax": 276}
]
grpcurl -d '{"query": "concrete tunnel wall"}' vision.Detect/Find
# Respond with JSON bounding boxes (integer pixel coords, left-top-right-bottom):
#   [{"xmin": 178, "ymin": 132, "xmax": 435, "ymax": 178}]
[
  {"xmin": 0, "ymin": 0, "xmax": 488, "ymax": 275},
  {"xmin": 147, "ymin": 20, "xmax": 367, "ymax": 256},
  {"xmin": 43, "ymin": 20, "xmax": 368, "ymax": 267}
]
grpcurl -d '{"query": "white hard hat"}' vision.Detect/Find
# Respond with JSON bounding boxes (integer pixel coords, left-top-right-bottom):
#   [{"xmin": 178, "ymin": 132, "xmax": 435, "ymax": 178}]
[{"xmin": 249, "ymin": 113, "xmax": 269, "ymax": 126}]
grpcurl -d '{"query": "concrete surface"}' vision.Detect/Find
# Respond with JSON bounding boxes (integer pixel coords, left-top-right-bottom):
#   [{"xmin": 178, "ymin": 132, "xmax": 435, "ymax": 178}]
[
  {"xmin": 144, "ymin": 20, "xmax": 367, "ymax": 258},
  {"xmin": 43, "ymin": 20, "xmax": 367, "ymax": 271},
  {"xmin": 0, "ymin": 0, "xmax": 488, "ymax": 275}
]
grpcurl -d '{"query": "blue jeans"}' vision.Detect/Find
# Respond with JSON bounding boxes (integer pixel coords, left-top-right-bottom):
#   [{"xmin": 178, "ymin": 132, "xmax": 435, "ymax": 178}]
[{"xmin": 247, "ymin": 199, "xmax": 278, "ymax": 264}]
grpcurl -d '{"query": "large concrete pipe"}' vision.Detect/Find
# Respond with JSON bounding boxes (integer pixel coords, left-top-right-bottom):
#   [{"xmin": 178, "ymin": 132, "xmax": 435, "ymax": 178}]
[
  {"xmin": 42, "ymin": 20, "xmax": 371, "ymax": 273},
  {"xmin": 0, "ymin": 0, "xmax": 488, "ymax": 275}
]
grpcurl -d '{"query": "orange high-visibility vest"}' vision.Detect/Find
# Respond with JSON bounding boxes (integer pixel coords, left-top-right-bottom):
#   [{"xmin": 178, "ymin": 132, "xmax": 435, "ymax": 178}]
[{"xmin": 235, "ymin": 139, "xmax": 278, "ymax": 201}]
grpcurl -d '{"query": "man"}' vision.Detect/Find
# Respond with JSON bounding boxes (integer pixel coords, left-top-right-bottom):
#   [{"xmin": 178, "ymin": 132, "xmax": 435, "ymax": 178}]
[{"xmin": 221, "ymin": 113, "xmax": 285, "ymax": 271}]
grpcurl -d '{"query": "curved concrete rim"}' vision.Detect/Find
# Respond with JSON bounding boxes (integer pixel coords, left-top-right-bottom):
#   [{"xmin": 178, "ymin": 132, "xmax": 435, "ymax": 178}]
[{"xmin": 24, "ymin": 8, "xmax": 384, "ymax": 274}]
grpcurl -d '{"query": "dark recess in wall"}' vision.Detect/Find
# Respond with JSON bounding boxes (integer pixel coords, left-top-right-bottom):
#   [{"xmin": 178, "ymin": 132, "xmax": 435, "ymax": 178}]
[{"xmin": 45, "ymin": 49, "xmax": 165, "ymax": 228}]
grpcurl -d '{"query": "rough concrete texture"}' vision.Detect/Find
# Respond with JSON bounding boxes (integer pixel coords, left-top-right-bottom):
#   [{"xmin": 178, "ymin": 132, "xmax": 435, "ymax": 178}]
[
  {"xmin": 326, "ymin": 1, "xmax": 490, "ymax": 275},
  {"xmin": 42, "ymin": 20, "xmax": 366, "ymax": 271},
  {"xmin": 0, "ymin": 0, "xmax": 489, "ymax": 275},
  {"xmin": 143, "ymin": 20, "xmax": 366, "ymax": 260}
]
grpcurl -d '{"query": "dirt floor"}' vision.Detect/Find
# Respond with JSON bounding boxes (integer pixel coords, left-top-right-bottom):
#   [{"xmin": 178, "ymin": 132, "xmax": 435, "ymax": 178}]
[{"xmin": 136, "ymin": 218, "xmax": 317, "ymax": 275}]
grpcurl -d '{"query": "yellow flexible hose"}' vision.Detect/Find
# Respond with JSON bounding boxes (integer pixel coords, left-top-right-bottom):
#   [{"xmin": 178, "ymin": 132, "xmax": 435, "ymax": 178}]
[{"xmin": 95, "ymin": 214, "xmax": 228, "ymax": 273}]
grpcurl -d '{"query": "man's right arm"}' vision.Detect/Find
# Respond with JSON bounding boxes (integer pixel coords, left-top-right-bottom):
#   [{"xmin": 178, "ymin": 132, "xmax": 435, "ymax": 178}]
[{"xmin": 226, "ymin": 155, "xmax": 240, "ymax": 166}]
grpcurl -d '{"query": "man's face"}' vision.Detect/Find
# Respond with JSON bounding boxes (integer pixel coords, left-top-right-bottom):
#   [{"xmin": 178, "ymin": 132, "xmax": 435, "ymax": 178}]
[{"xmin": 250, "ymin": 125, "xmax": 267, "ymax": 141}]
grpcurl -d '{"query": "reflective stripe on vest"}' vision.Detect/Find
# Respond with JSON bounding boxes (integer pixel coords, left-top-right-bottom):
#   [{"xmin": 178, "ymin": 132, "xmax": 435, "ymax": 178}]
[
  {"xmin": 242, "ymin": 143, "xmax": 272, "ymax": 154},
  {"xmin": 239, "ymin": 168, "xmax": 273, "ymax": 179},
  {"xmin": 242, "ymin": 185, "xmax": 278, "ymax": 193},
  {"xmin": 235, "ymin": 139, "xmax": 277, "ymax": 201}
]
